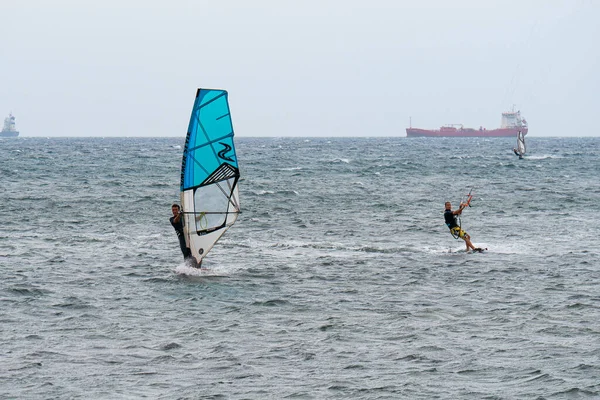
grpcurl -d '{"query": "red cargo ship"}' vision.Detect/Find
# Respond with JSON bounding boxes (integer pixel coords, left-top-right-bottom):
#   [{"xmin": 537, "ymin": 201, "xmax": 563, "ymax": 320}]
[{"xmin": 406, "ymin": 110, "xmax": 527, "ymax": 137}]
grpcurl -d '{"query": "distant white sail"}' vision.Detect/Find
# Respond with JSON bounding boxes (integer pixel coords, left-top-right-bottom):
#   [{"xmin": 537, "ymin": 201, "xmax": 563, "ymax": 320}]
[
  {"xmin": 179, "ymin": 89, "xmax": 241, "ymax": 265},
  {"xmin": 516, "ymin": 130, "xmax": 526, "ymax": 157}
]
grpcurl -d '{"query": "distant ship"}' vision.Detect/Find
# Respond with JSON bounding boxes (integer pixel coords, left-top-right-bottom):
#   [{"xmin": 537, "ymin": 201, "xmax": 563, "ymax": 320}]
[
  {"xmin": 1, "ymin": 113, "xmax": 19, "ymax": 137},
  {"xmin": 406, "ymin": 110, "xmax": 528, "ymax": 138}
]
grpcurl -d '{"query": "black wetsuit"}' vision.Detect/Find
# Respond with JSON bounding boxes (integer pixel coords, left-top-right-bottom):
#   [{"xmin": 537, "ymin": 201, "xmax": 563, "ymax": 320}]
[
  {"xmin": 444, "ymin": 209, "xmax": 458, "ymax": 229},
  {"xmin": 170, "ymin": 215, "xmax": 192, "ymax": 259}
]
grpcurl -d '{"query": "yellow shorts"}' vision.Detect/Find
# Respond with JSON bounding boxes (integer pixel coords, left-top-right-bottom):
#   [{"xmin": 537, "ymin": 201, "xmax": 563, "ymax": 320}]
[{"xmin": 450, "ymin": 227, "xmax": 468, "ymax": 239}]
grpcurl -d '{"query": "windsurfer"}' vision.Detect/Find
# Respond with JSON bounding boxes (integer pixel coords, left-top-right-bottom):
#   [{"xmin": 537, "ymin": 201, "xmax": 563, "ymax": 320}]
[
  {"xmin": 444, "ymin": 201, "xmax": 480, "ymax": 252},
  {"xmin": 170, "ymin": 204, "xmax": 197, "ymax": 265},
  {"xmin": 513, "ymin": 148, "xmax": 520, "ymax": 157}
]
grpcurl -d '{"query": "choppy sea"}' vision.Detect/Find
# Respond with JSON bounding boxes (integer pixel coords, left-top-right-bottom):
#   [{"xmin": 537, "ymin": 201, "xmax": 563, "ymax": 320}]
[{"xmin": 1, "ymin": 136, "xmax": 599, "ymax": 399}]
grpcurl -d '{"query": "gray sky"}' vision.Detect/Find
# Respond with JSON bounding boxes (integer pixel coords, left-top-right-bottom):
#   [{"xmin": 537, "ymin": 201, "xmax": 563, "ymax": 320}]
[{"xmin": 3, "ymin": 0, "xmax": 599, "ymax": 137}]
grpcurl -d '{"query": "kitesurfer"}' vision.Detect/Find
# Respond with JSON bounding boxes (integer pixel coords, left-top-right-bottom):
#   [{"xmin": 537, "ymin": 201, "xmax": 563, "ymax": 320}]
[
  {"xmin": 170, "ymin": 204, "xmax": 197, "ymax": 265},
  {"xmin": 444, "ymin": 201, "xmax": 481, "ymax": 252}
]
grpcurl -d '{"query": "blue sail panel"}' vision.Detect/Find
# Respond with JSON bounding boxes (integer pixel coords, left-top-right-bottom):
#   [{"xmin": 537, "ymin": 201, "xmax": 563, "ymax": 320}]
[{"xmin": 181, "ymin": 89, "xmax": 239, "ymax": 191}]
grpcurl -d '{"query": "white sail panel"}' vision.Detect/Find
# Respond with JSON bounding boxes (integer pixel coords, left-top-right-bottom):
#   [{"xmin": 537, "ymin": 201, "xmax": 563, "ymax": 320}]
[{"xmin": 517, "ymin": 130, "xmax": 526, "ymax": 156}]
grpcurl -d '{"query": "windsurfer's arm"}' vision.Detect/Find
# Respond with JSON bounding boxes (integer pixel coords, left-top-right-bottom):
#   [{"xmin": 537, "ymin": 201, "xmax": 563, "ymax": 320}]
[{"xmin": 172, "ymin": 213, "xmax": 182, "ymax": 223}]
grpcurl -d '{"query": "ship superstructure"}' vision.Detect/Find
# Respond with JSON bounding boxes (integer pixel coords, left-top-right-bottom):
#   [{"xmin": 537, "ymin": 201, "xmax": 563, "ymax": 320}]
[{"xmin": 1, "ymin": 113, "xmax": 19, "ymax": 137}]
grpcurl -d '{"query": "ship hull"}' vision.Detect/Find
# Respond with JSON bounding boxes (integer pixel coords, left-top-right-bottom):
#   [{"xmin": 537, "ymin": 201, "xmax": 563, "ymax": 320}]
[
  {"xmin": 406, "ymin": 127, "xmax": 528, "ymax": 138},
  {"xmin": 0, "ymin": 131, "xmax": 19, "ymax": 137}
]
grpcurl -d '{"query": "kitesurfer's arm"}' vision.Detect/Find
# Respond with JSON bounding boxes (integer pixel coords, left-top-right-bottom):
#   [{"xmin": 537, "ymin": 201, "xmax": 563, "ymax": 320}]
[{"xmin": 453, "ymin": 203, "xmax": 466, "ymax": 215}]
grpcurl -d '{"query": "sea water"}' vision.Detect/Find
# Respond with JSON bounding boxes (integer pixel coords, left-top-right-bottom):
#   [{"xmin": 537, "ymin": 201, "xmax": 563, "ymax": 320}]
[{"xmin": 1, "ymin": 136, "xmax": 599, "ymax": 399}]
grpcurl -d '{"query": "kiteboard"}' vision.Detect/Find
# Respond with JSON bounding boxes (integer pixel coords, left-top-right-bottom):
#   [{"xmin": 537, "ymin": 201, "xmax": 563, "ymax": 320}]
[{"xmin": 448, "ymin": 247, "xmax": 488, "ymax": 254}]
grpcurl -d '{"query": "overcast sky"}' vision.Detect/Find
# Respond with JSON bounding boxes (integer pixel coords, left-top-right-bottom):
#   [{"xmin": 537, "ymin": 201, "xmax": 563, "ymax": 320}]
[{"xmin": 2, "ymin": 0, "xmax": 599, "ymax": 137}]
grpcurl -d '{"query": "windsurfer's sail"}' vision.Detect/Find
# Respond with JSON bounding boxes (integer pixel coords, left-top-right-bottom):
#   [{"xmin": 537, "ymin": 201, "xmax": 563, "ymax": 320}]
[
  {"xmin": 180, "ymin": 89, "xmax": 241, "ymax": 265},
  {"xmin": 516, "ymin": 130, "xmax": 526, "ymax": 158}
]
